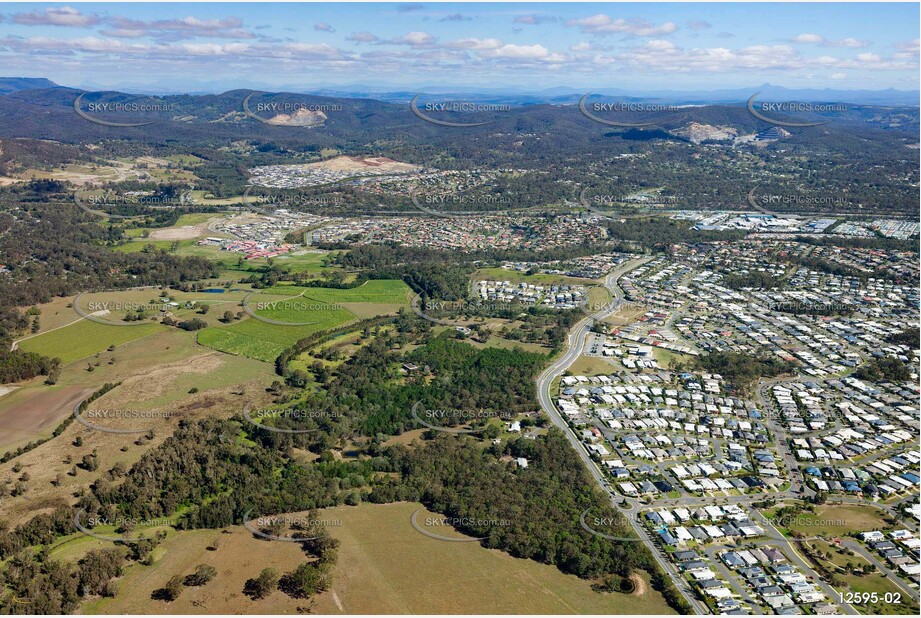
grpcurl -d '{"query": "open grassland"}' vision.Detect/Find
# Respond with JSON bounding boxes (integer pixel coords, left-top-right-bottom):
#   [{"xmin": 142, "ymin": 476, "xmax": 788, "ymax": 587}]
[
  {"xmin": 263, "ymin": 279, "xmax": 412, "ymax": 304},
  {"xmin": 122, "ymin": 214, "xmax": 220, "ymax": 244},
  {"xmin": 837, "ymin": 571, "xmax": 918, "ymax": 615},
  {"xmin": 566, "ymin": 355, "xmax": 620, "ymax": 377},
  {"xmin": 20, "ymin": 157, "xmax": 198, "ymax": 186},
  {"xmin": 268, "ymin": 250, "xmax": 332, "ymax": 273},
  {"xmin": 84, "ymin": 349, "xmax": 274, "ymax": 417},
  {"xmin": 198, "ymin": 281, "xmax": 410, "ymax": 362},
  {"xmin": 16, "ymin": 288, "xmax": 254, "ymax": 366},
  {"xmin": 83, "ymin": 502, "xmax": 673, "ymax": 615},
  {"xmin": 473, "ymin": 267, "xmax": 597, "ymax": 287},
  {"xmin": 169, "ymin": 213, "xmax": 217, "ymax": 227},
  {"xmin": 112, "ymin": 239, "xmax": 195, "ymax": 253},
  {"xmin": 198, "ymin": 318, "xmax": 348, "ymax": 362},
  {"xmin": 586, "ymin": 284, "xmax": 612, "ymax": 310},
  {"xmin": 288, "ymin": 328, "xmax": 383, "ymax": 374},
  {"xmin": 246, "ymin": 291, "xmax": 356, "ymax": 325},
  {"xmin": 316, "ymin": 502, "xmax": 673, "ymax": 614},
  {"xmin": 652, "ymin": 347, "xmax": 691, "ymax": 370},
  {"xmin": 52, "ymin": 330, "xmax": 212, "ymax": 387},
  {"xmin": 428, "ymin": 325, "xmax": 551, "ymax": 354},
  {"xmin": 465, "ymin": 334, "xmax": 551, "ymax": 354},
  {"xmin": 772, "ymin": 504, "xmax": 895, "ymax": 538},
  {"xmin": 14, "ymin": 295, "xmax": 82, "ymax": 334},
  {"xmin": 602, "ymin": 305, "xmax": 649, "ymax": 327},
  {"xmin": 17, "ymin": 320, "xmax": 165, "ymax": 365},
  {"xmin": 75, "ymin": 288, "xmax": 246, "ymax": 316}
]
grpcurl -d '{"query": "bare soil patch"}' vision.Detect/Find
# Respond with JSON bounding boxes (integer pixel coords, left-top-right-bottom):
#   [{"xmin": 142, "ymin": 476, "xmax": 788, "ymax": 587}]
[{"xmin": 0, "ymin": 385, "xmax": 95, "ymax": 453}]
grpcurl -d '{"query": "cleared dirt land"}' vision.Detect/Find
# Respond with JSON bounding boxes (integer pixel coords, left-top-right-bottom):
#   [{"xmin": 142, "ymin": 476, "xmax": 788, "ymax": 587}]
[
  {"xmin": 308, "ymin": 155, "xmax": 420, "ymax": 173},
  {"xmin": 148, "ymin": 223, "xmax": 209, "ymax": 241},
  {"xmin": 0, "ymin": 384, "xmax": 95, "ymax": 453},
  {"xmin": 85, "ymin": 502, "xmax": 673, "ymax": 615}
]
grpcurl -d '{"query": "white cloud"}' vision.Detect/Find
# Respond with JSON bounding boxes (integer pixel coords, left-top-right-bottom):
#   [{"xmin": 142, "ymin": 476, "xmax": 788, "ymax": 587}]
[
  {"xmin": 102, "ymin": 16, "xmax": 256, "ymax": 41},
  {"xmin": 835, "ymin": 38, "xmax": 866, "ymax": 48},
  {"xmin": 794, "ymin": 33, "xmax": 824, "ymax": 44},
  {"xmin": 644, "ymin": 39, "xmax": 678, "ymax": 52},
  {"xmin": 346, "ymin": 31, "xmax": 379, "ymax": 43},
  {"xmin": 893, "ymin": 38, "xmax": 920, "ymax": 60},
  {"xmin": 12, "ymin": 6, "xmax": 99, "ymax": 28},
  {"xmin": 480, "ymin": 44, "xmax": 565, "ymax": 63},
  {"xmin": 446, "ymin": 38, "xmax": 503, "ymax": 51},
  {"xmin": 566, "ymin": 15, "xmax": 677, "ymax": 37},
  {"xmin": 793, "ymin": 33, "xmax": 867, "ymax": 48},
  {"xmin": 513, "ymin": 14, "xmax": 559, "ymax": 26},
  {"xmin": 392, "ymin": 31, "xmax": 436, "ymax": 46}
]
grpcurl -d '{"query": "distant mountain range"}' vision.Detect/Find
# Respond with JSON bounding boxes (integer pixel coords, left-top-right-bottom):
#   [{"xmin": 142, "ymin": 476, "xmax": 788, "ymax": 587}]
[
  {"xmin": 0, "ymin": 79, "xmax": 916, "ymax": 156},
  {"xmin": 2, "ymin": 77, "xmax": 918, "ymax": 107},
  {"xmin": 0, "ymin": 77, "xmax": 58, "ymax": 96},
  {"xmin": 305, "ymin": 83, "xmax": 921, "ymax": 107}
]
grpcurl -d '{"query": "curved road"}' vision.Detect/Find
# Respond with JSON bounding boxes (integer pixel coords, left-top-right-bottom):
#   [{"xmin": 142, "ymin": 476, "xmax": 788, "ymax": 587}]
[{"xmin": 535, "ymin": 256, "xmax": 711, "ymax": 615}]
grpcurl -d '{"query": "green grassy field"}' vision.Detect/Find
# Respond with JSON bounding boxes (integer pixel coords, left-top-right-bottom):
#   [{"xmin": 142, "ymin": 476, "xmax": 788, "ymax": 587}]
[
  {"xmin": 266, "ymin": 251, "xmax": 331, "ymax": 273},
  {"xmin": 113, "ymin": 239, "xmax": 197, "ymax": 253},
  {"xmin": 163, "ymin": 154, "xmax": 204, "ymax": 165},
  {"xmin": 652, "ymin": 347, "xmax": 691, "ymax": 369},
  {"xmin": 474, "ymin": 267, "xmax": 599, "ymax": 286},
  {"xmin": 196, "ymin": 281, "xmax": 409, "ymax": 362},
  {"xmin": 262, "ymin": 279, "xmax": 412, "ymax": 304},
  {"xmin": 838, "ymin": 571, "xmax": 918, "ymax": 615},
  {"xmin": 197, "ymin": 318, "xmax": 348, "ymax": 362},
  {"xmin": 246, "ymin": 291, "xmax": 355, "ymax": 324},
  {"xmin": 17, "ymin": 320, "xmax": 165, "ymax": 365}
]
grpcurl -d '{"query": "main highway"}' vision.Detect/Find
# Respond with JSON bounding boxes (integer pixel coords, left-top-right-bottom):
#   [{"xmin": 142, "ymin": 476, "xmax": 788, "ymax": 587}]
[{"xmin": 535, "ymin": 256, "xmax": 711, "ymax": 615}]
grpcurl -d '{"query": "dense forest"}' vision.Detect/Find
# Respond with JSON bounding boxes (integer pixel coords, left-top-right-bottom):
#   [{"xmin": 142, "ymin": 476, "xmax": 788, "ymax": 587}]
[{"xmin": 271, "ymin": 329, "xmax": 546, "ymax": 443}]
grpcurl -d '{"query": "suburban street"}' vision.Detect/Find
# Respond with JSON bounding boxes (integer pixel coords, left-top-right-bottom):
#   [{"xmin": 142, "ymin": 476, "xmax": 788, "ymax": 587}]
[
  {"xmin": 532, "ymin": 255, "xmax": 914, "ymax": 616},
  {"xmin": 534, "ymin": 256, "xmax": 713, "ymax": 615}
]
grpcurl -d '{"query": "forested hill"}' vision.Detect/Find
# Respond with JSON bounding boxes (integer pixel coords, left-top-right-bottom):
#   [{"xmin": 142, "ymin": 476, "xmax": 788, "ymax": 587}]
[
  {"xmin": 0, "ymin": 85, "xmax": 916, "ymax": 153},
  {"xmin": 0, "ymin": 77, "xmax": 59, "ymax": 95}
]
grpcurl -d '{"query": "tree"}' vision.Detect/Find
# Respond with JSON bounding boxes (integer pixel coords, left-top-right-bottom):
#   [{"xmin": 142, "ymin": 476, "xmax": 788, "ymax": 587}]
[
  {"xmin": 279, "ymin": 562, "xmax": 330, "ymax": 599},
  {"xmin": 854, "ymin": 357, "xmax": 911, "ymax": 382},
  {"xmin": 81, "ymin": 452, "xmax": 99, "ymax": 472},
  {"xmin": 155, "ymin": 575, "xmax": 184, "ymax": 601},
  {"xmin": 177, "ymin": 318, "xmax": 207, "ymax": 331},
  {"xmin": 184, "ymin": 564, "xmax": 217, "ymax": 587},
  {"xmin": 244, "ymin": 567, "xmax": 279, "ymax": 600}
]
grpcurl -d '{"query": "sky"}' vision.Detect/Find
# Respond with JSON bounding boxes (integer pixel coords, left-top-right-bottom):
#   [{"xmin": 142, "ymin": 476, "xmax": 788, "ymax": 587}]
[{"xmin": 0, "ymin": 2, "xmax": 918, "ymax": 93}]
